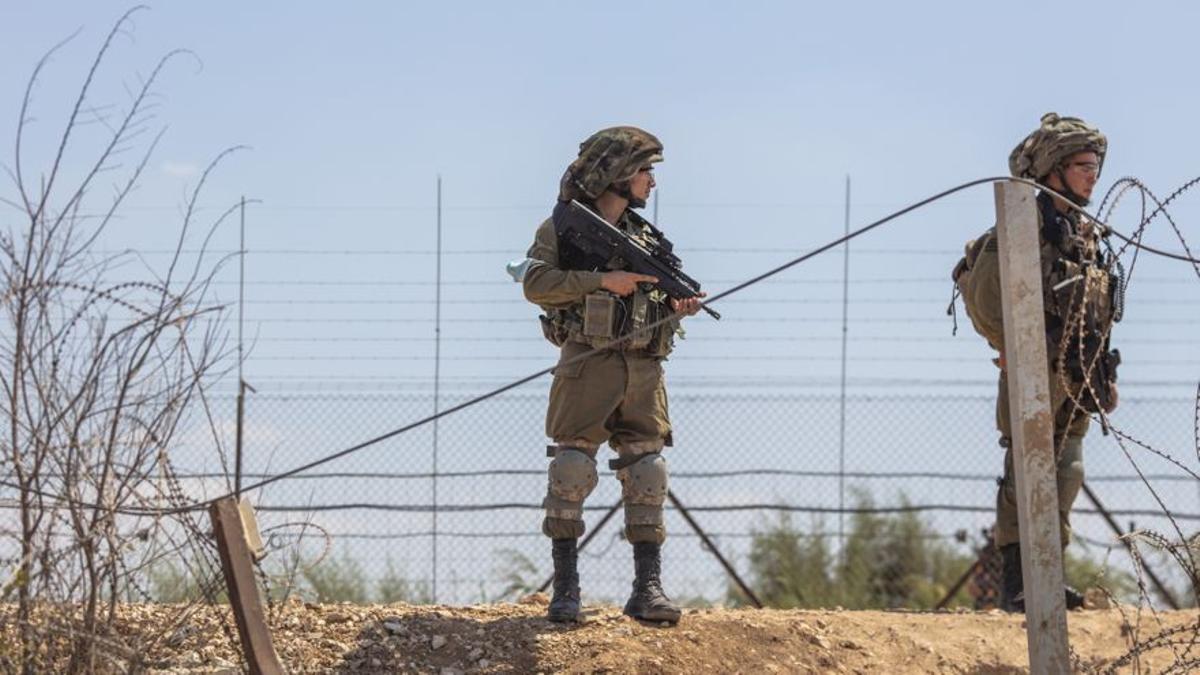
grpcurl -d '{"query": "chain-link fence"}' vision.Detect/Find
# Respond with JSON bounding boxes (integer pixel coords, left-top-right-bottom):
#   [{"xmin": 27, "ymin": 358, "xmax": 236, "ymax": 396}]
[
  {"xmin": 118, "ymin": 190, "xmax": 1200, "ymax": 610},
  {"xmin": 166, "ymin": 386, "xmax": 1200, "ymax": 607}
]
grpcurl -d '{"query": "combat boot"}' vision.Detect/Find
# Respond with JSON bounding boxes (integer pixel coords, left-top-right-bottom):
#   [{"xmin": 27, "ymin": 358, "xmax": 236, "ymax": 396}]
[
  {"xmin": 1064, "ymin": 585, "xmax": 1085, "ymax": 610},
  {"xmin": 999, "ymin": 543, "xmax": 1025, "ymax": 613},
  {"xmin": 547, "ymin": 538, "xmax": 581, "ymax": 622},
  {"xmin": 1000, "ymin": 544, "xmax": 1087, "ymax": 612},
  {"xmin": 623, "ymin": 542, "xmax": 682, "ymax": 624}
]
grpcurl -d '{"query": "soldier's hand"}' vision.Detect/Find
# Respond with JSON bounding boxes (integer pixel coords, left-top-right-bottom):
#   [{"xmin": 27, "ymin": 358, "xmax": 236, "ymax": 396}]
[
  {"xmin": 672, "ymin": 293, "xmax": 707, "ymax": 317},
  {"xmin": 601, "ymin": 271, "xmax": 657, "ymax": 297}
]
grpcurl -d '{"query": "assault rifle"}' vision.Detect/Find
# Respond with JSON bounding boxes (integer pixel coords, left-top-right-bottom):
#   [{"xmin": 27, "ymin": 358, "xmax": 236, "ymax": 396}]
[{"xmin": 555, "ymin": 199, "xmax": 720, "ymax": 320}]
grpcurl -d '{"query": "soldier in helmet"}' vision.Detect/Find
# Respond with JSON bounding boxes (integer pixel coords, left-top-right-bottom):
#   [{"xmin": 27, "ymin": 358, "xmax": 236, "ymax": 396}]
[
  {"xmin": 516, "ymin": 126, "xmax": 703, "ymax": 624},
  {"xmin": 953, "ymin": 113, "xmax": 1121, "ymax": 612}
]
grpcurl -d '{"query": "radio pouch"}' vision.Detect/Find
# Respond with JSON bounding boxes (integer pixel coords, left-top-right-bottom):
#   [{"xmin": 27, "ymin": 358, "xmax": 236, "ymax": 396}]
[{"xmin": 583, "ymin": 292, "xmax": 617, "ymax": 339}]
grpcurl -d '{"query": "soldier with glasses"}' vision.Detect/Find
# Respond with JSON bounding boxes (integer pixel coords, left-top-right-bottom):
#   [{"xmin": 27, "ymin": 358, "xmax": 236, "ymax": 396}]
[{"xmin": 953, "ymin": 113, "xmax": 1122, "ymax": 612}]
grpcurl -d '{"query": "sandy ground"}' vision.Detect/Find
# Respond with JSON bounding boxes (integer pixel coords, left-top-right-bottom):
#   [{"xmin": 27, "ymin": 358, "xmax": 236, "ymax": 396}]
[{"xmin": 13, "ymin": 598, "xmax": 1200, "ymax": 673}]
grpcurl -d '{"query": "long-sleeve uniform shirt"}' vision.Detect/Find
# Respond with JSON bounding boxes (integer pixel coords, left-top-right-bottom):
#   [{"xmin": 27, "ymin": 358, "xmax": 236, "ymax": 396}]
[{"xmin": 521, "ymin": 211, "xmax": 675, "ymax": 455}]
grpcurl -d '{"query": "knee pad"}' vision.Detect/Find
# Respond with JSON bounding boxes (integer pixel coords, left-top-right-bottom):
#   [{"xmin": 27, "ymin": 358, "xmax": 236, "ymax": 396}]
[
  {"xmin": 1058, "ymin": 436, "xmax": 1084, "ymax": 478},
  {"xmin": 1059, "ymin": 436, "xmax": 1084, "ymax": 460},
  {"xmin": 619, "ymin": 453, "xmax": 668, "ymax": 527},
  {"xmin": 543, "ymin": 449, "xmax": 598, "ymax": 522},
  {"xmin": 1058, "ymin": 454, "xmax": 1085, "ymax": 510},
  {"xmin": 1059, "ymin": 459, "xmax": 1085, "ymax": 489}
]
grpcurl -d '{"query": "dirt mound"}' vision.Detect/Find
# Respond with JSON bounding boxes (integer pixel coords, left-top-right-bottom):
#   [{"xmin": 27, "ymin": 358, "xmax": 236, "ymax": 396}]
[{"xmin": 120, "ymin": 600, "xmax": 1197, "ymax": 673}]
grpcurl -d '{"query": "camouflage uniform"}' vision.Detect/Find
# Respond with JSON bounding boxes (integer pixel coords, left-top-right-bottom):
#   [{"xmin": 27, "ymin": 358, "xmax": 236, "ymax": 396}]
[
  {"xmin": 518, "ymin": 126, "xmax": 684, "ymax": 624},
  {"xmin": 523, "ymin": 212, "xmax": 679, "ymax": 545},
  {"xmin": 954, "ymin": 113, "xmax": 1119, "ymax": 611},
  {"xmin": 957, "ymin": 214, "xmax": 1106, "ymax": 549}
]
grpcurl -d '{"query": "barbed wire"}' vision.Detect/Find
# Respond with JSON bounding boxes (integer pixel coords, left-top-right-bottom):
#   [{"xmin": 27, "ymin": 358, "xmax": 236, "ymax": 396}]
[{"xmin": 1043, "ymin": 174, "xmax": 1200, "ymax": 672}]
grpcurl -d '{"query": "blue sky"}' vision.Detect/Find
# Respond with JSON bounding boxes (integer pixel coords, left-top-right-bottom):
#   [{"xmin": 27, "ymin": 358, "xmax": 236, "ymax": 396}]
[
  {"xmin": 5, "ymin": 2, "xmax": 1200, "ymax": 603},
  {"xmin": 2, "ymin": 2, "xmax": 1199, "ymax": 389}
]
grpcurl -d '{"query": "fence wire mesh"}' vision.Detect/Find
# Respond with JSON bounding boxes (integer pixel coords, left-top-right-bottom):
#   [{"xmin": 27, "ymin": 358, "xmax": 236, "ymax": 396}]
[{"xmin": 166, "ymin": 387, "xmax": 1199, "ymax": 607}]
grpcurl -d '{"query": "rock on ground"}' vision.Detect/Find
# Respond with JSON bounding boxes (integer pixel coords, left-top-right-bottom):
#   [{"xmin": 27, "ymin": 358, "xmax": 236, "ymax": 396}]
[{"xmin": 13, "ymin": 601, "xmax": 1197, "ymax": 674}]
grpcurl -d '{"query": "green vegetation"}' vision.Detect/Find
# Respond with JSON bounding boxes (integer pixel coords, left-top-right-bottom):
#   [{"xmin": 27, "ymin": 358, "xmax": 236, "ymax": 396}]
[
  {"xmin": 492, "ymin": 549, "xmax": 540, "ymax": 601},
  {"xmin": 1064, "ymin": 547, "xmax": 1139, "ymax": 603},
  {"xmin": 737, "ymin": 513, "xmax": 838, "ymax": 608},
  {"xmin": 302, "ymin": 551, "xmax": 369, "ymax": 603},
  {"xmin": 731, "ymin": 491, "xmax": 1144, "ymax": 610},
  {"xmin": 376, "ymin": 559, "xmax": 432, "ymax": 604},
  {"xmin": 296, "ymin": 552, "xmax": 432, "ymax": 604},
  {"xmin": 732, "ymin": 493, "xmax": 977, "ymax": 609},
  {"xmin": 132, "ymin": 495, "xmax": 1151, "ymax": 608},
  {"xmin": 146, "ymin": 560, "xmax": 210, "ymax": 603}
]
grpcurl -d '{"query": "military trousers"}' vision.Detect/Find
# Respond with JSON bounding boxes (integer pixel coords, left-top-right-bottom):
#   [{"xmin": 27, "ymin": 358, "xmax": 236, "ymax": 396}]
[
  {"xmin": 994, "ymin": 371, "xmax": 1088, "ymax": 549},
  {"xmin": 542, "ymin": 340, "xmax": 672, "ymax": 544}
]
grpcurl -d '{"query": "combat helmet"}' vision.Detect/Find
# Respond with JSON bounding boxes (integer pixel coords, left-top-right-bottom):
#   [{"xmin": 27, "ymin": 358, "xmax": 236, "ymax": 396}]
[
  {"xmin": 559, "ymin": 126, "xmax": 663, "ymax": 202},
  {"xmin": 1008, "ymin": 112, "xmax": 1107, "ymax": 182}
]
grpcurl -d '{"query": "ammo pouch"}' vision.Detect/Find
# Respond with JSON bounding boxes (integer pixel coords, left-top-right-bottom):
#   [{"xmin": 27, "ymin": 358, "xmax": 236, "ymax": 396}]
[
  {"xmin": 540, "ymin": 289, "xmax": 677, "ymax": 356},
  {"xmin": 571, "ymin": 291, "xmax": 624, "ymax": 350},
  {"xmin": 539, "ymin": 313, "xmax": 571, "ymax": 347},
  {"xmin": 1093, "ymin": 348, "xmax": 1120, "ymax": 413},
  {"xmin": 626, "ymin": 289, "xmax": 679, "ymax": 356},
  {"xmin": 623, "ymin": 291, "xmax": 654, "ymax": 352},
  {"xmin": 643, "ymin": 297, "xmax": 678, "ymax": 357},
  {"xmin": 583, "ymin": 292, "xmax": 618, "ymax": 341},
  {"xmin": 1063, "ymin": 345, "xmax": 1120, "ymax": 414},
  {"xmin": 539, "ymin": 302, "xmax": 620, "ymax": 350},
  {"xmin": 1046, "ymin": 258, "xmax": 1120, "ymax": 414},
  {"xmin": 1045, "ymin": 259, "xmax": 1086, "ymax": 319},
  {"xmin": 576, "ymin": 289, "xmax": 667, "ymax": 353}
]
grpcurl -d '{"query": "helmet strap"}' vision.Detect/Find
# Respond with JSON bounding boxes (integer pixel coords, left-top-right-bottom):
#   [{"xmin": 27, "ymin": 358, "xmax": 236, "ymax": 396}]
[
  {"xmin": 610, "ymin": 180, "xmax": 646, "ymax": 209},
  {"xmin": 1053, "ymin": 166, "xmax": 1089, "ymax": 207}
]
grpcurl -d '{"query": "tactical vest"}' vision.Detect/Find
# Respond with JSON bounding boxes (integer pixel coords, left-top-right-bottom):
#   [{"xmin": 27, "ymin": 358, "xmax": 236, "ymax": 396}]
[
  {"xmin": 952, "ymin": 193, "xmax": 1122, "ymax": 413},
  {"xmin": 539, "ymin": 211, "xmax": 679, "ymax": 358}
]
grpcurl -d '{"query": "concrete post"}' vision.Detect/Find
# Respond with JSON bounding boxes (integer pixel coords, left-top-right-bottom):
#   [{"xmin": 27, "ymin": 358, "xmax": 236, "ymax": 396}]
[{"xmin": 994, "ymin": 181, "xmax": 1070, "ymax": 674}]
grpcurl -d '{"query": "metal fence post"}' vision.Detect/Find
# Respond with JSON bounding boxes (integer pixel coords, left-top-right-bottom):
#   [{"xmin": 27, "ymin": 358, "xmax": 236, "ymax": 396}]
[{"xmin": 994, "ymin": 181, "xmax": 1070, "ymax": 673}]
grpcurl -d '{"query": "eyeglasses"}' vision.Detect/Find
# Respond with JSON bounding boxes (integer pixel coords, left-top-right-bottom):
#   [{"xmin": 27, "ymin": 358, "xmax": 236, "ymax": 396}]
[
  {"xmin": 637, "ymin": 167, "xmax": 654, "ymax": 175},
  {"xmin": 1067, "ymin": 161, "xmax": 1100, "ymax": 176}
]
